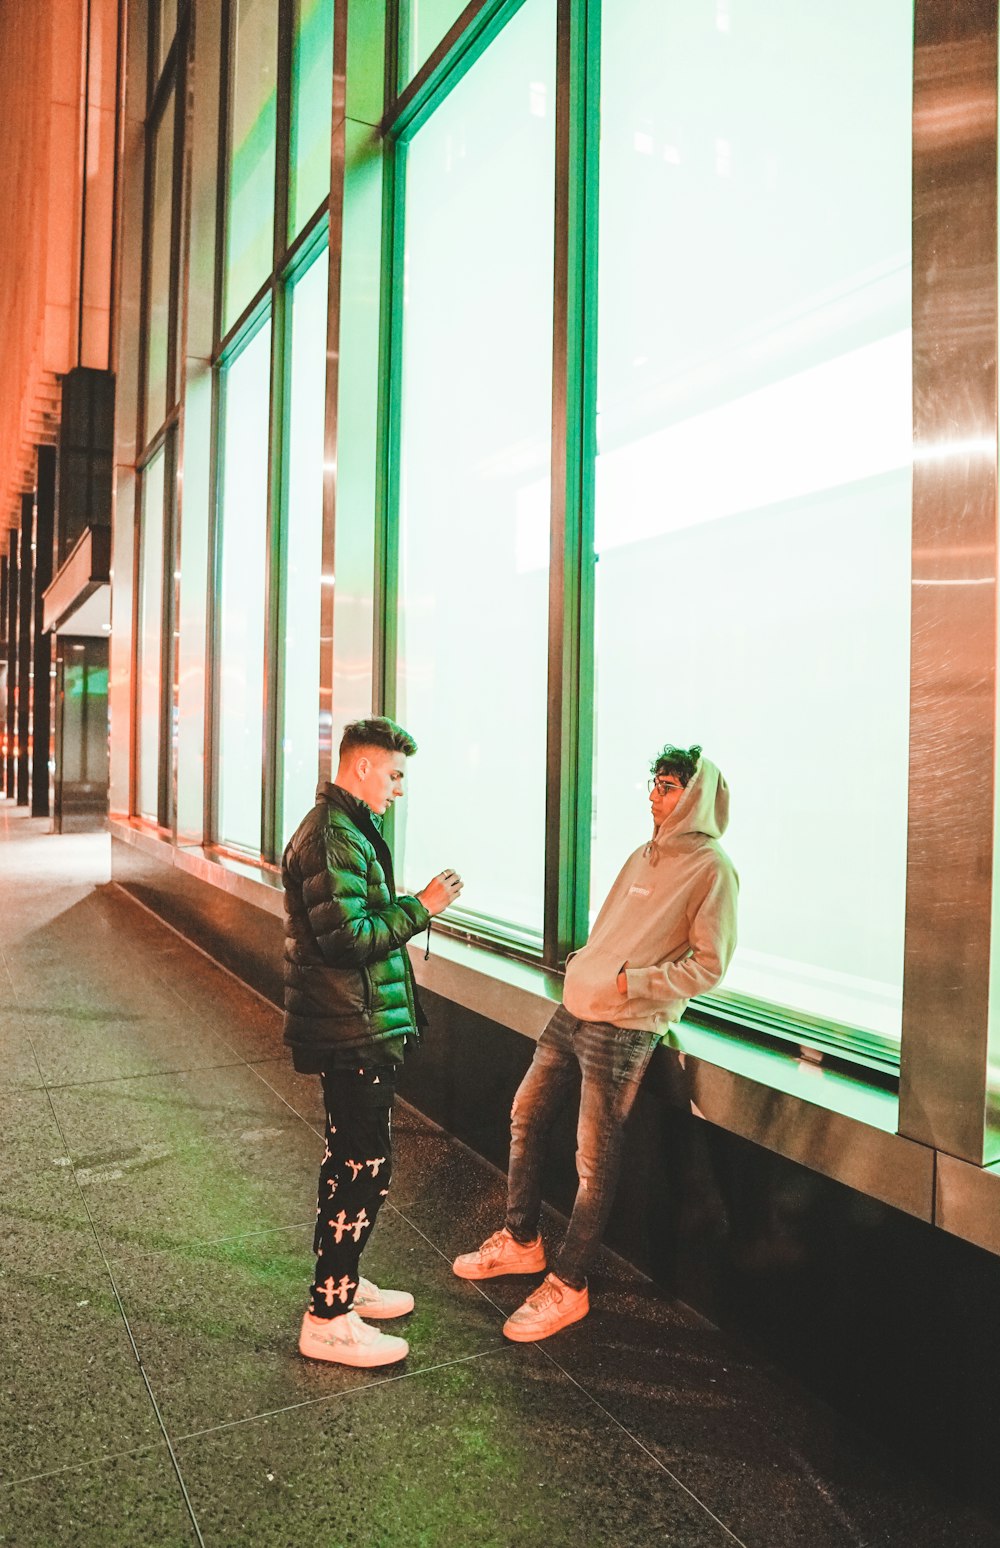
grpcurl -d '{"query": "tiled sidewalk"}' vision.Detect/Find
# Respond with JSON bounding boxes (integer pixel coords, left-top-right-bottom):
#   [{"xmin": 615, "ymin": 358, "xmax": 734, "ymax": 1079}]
[{"xmin": 1, "ymin": 799, "xmax": 997, "ymax": 1547}]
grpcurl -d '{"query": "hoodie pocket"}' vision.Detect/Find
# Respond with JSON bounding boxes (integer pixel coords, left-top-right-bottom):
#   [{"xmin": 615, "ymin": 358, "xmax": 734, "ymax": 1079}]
[{"xmin": 562, "ymin": 949, "xmax": 626, "ymax": 1023}]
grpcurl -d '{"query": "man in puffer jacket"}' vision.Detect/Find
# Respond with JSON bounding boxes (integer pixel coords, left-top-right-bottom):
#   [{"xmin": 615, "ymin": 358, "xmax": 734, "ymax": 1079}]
[
  {"xmin": 283, "ymin": 716, "xmax": 462, "ymax": 1368},
  {"xmin": 453, "ymin": 744, "xmax": 737, "ymax": 1340}
]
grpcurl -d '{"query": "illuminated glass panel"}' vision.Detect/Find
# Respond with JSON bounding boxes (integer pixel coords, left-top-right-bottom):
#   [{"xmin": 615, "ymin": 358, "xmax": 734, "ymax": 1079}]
[
  {"xmin": 137, "ymin": 448, "xmax": 166, "ymax": 821},
  {"xmin": 223, "ymin": 0, "xmax": 278, "ymax": 333},
  {"xmin": 216, "ymin": 320, "xmax": 272, "ymax": 851},
  {"xmin": 593, "ymin": 0, "xmax": 913, "ymax": 1045},
  {"xmin": 288, "ymin": 0, "xmax": 334, "ymax": 242},
  {"xmin": 144, "ymin": 93, "xmax": 175, "ymax": 438},
  {"xmin": 395, "ymin": 0, "xmax": 555, "ymax": 942},
  {"xmin": 157, "ymin": 0, "xmax": 178, "ymax": 75},
  {"xmin": 398, "ymin": 0, "xmax": 470, "ymax": 86},
  {"xmin": 279, "ymin": 246, "xmax": 328, "ymax": 847}
]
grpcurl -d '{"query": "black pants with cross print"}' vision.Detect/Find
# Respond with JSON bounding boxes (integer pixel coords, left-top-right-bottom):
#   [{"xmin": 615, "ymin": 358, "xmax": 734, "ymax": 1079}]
[{"xmin": 310, "ymin": 1062, "xmax": 395, "ymax": 1319}]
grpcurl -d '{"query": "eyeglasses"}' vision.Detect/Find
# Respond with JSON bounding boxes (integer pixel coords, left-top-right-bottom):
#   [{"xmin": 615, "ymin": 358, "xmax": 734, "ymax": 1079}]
[{"xmin": 648, "ymin": 776, "xmax": 684, "ymax": 795}]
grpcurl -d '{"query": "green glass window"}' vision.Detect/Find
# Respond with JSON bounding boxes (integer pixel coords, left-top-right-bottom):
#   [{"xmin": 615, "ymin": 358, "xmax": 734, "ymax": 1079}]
[
  {"xmin": 398, "ymin": 0, "xmax": 470, "ymax": 87},
  {"xmin": 216, "ymin": 319, "xmax": 272, "ymax": 850},
  {"xmin": 395, "ymin": 0, "xmax": 556, "ymax": 945},
  {"xmin": 288, "ymin": 0, "xmax": 334, "ymax": 242},
  {"xmin": 137, "ymin": 448, "xmax": 166, "ymax": 821},
  {"xmin": 593, "ymin": 0, "xmax": 913, "ymax": 1051},
  {"xmin": 223, "ymin": 0, "xmax": 278, "ymax": 333},
  {"xmin": 279, "ymin": 245, "xmax": 329, "ymax": 847},
  {"xmin": 144, "ymin": 93, "xmax": 175, "ymax": 439}
]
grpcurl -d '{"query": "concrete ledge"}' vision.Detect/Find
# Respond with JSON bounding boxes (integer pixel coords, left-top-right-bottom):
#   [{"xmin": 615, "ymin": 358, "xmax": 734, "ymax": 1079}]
[{"xmin": 109, "ymin": 815, "xmax": 284, "ymax": 917}]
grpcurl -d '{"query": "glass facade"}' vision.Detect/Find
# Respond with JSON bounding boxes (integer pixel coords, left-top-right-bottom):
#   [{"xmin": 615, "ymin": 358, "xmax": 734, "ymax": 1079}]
[
  {"xmin": 122, "ymin": 0, "xmax": 992, "ymax": 1098},
  {"xmin": 136, "ymin": 448, "xmax": 166, "ymax": 822},
  {"xmin": 395, "ymin": 0, "xmax": 556, "ymax": 942},
  {"xmin": 593, "ymin": 0, "xmax": 913, "ymax": 1047},
  {"xmin": 216, "ymin": 319, "xmax": 272, "ymax": 851},
  {"xmin": 398, "ymin": 0, "xmax": 471, "ymax": 85},
  {"xmin": 224, "ymin": 0, "xmax": 279, "ymax": 332},
  {"xmin": 279, "ymin": 244, "xmax": 329, "ymax": 848},
  {"xmin": 144, "ymin": 93, "xmax": 176, "ymax": 437},
  {"xmin": 289, "ymin": 0, "xmax": 334, "ymax": 242}
]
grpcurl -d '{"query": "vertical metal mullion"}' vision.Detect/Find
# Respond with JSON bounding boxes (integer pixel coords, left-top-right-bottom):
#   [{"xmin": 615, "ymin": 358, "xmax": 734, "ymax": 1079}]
[
  {"xmin": 262, "ymin": 0, "xmax": 295, "ymax": 861},
  {"xmin": 214, "ymin": 0, "xmax": 235, "ymax": 356},
  {"xmin": 898, "ymin": 0, "xmax": 999, "ymax": 1164},
  {"xmin": 373, "ymin": 131, "xmax": 405, "ymax": 722},
  {"xmin": 206, "ymin": 365, "xmax": 227, "ymax": 844},
  {"xmin": 206, "ymin": 0, "xmax": 235, "ymax": 843},
  {"xmin": 157, "ymin": 429, "xmax": 176, "ymax": 827},
  {"xmin": 165, "ymin": 19, "xmax": 190, "ymax": 833},
  {"xmin": 165, "ymin": 28, "xmax": 186, "ymax": 416},
  {"xmin": 318, "ymin": 0, "xmax": 350, "ymax": 786},
  {"xmin": 261, "ymin": 284, "xmax": 288, "ymax": 860},
  {"xmin": 543, "ymin": 0, "xmax": 599, "ymax": 968},
  {"xmin": 275, "ymin": 0, "xmax": 293, "ymax": 261}
]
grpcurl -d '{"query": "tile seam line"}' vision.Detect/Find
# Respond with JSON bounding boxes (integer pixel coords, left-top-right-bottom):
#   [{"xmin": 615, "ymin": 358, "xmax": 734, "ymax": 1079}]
[
  {"xmin": 390, "ymin": 1206, "xmax": 750, "ymax": 1548},
  {"xmin": 0, "ymin": 1440, "xmax": 166, "ymax": 1494},
  {"xmin": 36, "ymin": 1078, "xmax": 208, "ymax": 1548},
  {"xmin": 532, "ymin": 1342, "xmax": 751, "ymax": 1548},
  {"xmin": 169, "ymin": 1347, "xmax": 503, "ymax": 1444},
  {"xmin": 101, "ymin": 1219, "xmax": 317, "ymax": 1261}
]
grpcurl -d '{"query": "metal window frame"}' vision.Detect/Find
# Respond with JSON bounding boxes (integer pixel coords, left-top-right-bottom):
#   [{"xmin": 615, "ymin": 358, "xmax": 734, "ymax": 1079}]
[{"xmin": 375, "ymin": 0, "xmax": 596, "ymax": 968}]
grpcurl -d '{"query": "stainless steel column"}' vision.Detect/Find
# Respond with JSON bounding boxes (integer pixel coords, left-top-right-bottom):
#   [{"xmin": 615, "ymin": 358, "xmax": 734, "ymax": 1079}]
[{"xmin": 899, "ymin": 0, "xmax": 1000, "ymax": 1165}]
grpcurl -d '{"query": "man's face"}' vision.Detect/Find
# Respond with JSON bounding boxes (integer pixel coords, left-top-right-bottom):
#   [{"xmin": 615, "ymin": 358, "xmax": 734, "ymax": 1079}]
[
  {"xmin": 361, "ymin": 748, "xmax": 408, "ymax": 815},
  {"xmin": 649, "ymin": 768, "xmax": 686, "ymax": 826}
]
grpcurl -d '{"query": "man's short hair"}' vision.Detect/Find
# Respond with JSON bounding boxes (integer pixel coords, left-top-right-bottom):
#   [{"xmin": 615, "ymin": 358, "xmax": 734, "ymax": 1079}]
[
  {"xmin": 651, "ymin": 743, "xmax": 701, "ymax": 787},
  {"xmin": 339, "ymin": 717, "xmax": 418, "ymax": 759}
]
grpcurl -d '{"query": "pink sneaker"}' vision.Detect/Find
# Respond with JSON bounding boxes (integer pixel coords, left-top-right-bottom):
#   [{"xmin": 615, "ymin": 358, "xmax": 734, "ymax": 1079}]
[
  {"xmin": 298, "ymin": 1310, "xmax": 408, "ymax": 1367},
  {"xmin": 452, "ymin": 1228, "xmax": 546, "ymax": 1281},
  {"xmin": 353, "ymin": 1276, "xmax": 414, "ymax": 1319},
  {"xmin": 502, "ymin": 1274, "xmax": 589, "ymax": 1342}
]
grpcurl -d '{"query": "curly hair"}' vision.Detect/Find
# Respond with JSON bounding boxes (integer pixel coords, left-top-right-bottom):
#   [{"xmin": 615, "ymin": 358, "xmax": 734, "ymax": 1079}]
[{"xmin": 650, "ymin": 743, "xmax": 702, "ymax": 787}]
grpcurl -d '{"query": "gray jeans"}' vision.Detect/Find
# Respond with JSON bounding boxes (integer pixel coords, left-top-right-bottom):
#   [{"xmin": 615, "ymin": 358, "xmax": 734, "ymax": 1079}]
[{"xmin": 506, "ymin": 1004, "xmax": 658, "ymax": 1289}]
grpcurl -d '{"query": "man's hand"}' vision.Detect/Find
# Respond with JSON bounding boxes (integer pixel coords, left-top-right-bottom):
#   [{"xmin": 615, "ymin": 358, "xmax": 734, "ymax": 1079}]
[{"xmin": 417, "ymin": 869, "xmax": 464, "ymax": 917}]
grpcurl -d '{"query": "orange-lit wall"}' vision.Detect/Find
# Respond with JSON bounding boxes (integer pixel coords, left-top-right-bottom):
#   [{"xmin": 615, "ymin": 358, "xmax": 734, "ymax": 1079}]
[{"xmin": 0, "ymin": 0, "xmax": 118, "ymax": 534}]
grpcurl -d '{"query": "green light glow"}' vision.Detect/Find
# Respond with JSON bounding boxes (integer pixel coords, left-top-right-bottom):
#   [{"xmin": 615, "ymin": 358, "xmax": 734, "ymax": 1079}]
[
  {"xmin": 394, "ymin": 0, "xmax": 555, "ymax": 937},
  {"xmin": 224, "ymin": 0, "xmax": 279, "ymax": 332},
  {"xmin": 289, "ymin": 0, "xmax": 334, "ymax": 242},
  {"xmin": 591, "ymin": 0, "xmax": 913, "ymax": 1045}
]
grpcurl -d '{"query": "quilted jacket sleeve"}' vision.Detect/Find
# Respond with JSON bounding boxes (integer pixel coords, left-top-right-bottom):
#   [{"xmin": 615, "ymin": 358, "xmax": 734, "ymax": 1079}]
[{"xmin": 303, "ymin": 823, "xmax": 430, "ymax": 969}]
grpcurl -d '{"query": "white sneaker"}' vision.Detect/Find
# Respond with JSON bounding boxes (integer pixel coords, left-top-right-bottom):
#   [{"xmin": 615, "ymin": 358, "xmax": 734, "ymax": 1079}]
[
  {"xmin": 353, "ymin": 1276, "xmax": 415, "ymax": 1319},
  {"xmin": 298, "ymin": 1310, "xmax": 408, "ymax": 1367}
]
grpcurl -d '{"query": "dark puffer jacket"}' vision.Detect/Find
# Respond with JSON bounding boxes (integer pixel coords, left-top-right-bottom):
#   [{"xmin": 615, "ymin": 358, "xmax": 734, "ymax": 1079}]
[{"xmin": 281, "ymin": 783, "xmax": 430, "ymax": 1073}]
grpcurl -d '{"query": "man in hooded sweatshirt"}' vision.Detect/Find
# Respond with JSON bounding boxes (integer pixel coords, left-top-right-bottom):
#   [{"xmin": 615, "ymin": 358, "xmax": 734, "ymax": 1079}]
[{"xmin": 452, "ymin": 743, "xmax": 737, "ymax": 1341}]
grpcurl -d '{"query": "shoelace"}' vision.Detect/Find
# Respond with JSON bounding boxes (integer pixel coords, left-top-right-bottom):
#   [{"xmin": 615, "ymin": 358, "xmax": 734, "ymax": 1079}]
[
  {"xmin": 526, "ymin": 1280, "xmax": 560, "ymax": 1311},
  {"xmin": 482, "ymin": 1230, "xmax": 509, "ymax": 1258}
]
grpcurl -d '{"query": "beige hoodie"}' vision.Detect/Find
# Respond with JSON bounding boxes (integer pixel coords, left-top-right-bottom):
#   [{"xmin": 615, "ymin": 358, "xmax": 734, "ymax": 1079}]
[{"xmin": 562, "ymin": 758, "xmax": 738, "ymax": 1032}]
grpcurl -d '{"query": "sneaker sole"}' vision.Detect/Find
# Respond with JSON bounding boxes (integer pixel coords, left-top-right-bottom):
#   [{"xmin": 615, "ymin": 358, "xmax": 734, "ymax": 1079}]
[
  {"xmin": 452, "ymin": 1252, "xmax": 547, "ymax": 1281},
  {"xmin": 299, "ymin": 1338, "xmax": 409, "ymax": 1368},
  {"xmin": 501, "ymin": 1304, "xmax": 588, "ymax": 1343}
]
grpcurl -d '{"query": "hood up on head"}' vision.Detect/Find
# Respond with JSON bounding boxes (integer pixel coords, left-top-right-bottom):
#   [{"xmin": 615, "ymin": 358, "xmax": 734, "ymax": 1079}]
[{"xmin": 645, "ymin": 755, "xmax": 729, "ymax": 861}]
